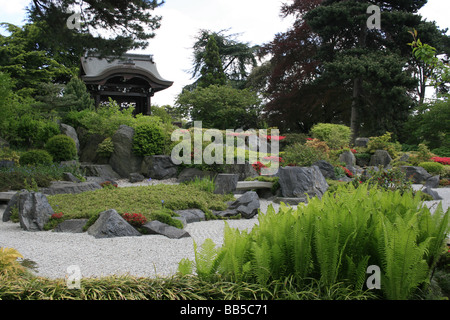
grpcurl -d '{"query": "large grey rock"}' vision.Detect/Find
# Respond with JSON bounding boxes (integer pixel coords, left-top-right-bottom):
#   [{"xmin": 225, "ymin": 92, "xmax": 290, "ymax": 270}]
[
  {"xmin": 141, "ymin": 155, "xmax": 178, "ymax": 180},
  {"xmin": 355, "ymin": 138, "xmax": 369, "ymax": 148},
  {"xmin": 109, "ymin": 125, "xmax": 143, "ymax": 178},
  {"xmin": 141, "ymin": 220, "xmax": 190, "ymax": 239},
  {"xmin": 79, "ymin": 133, "xmax": 106, "ymax": 163},
  {"xmin": 40, "ymin": 181, "xmax": 102, "ymax": 195},
  {"xmin": 129, "ymin": 172, "xmax": 145, "ymax": 183},
  {"xmin": 60, "ymin": 123, "xmax": 80, "ymax": 154},
  {"xmin": 425, "ymin": 175, "xmax": 440, "ymax": 188},
  {"xmin": 339, "ymin": 151, "xmax": 356, "ymax": 167},
  {"xmin": 278, "ymin": 166, "xmax": 329, "ymax": 199},
  {"xmin": 87, "ymin": 209, "xmax": 141, "ymax": 238},
  {"xmin": 421, "ymin": 187, "xmax": 443, "ymax": 200},
  {"xmin": 214, "ymin": 174, "xmax": 239, "ymax": 194},
  {"xmin": 177, "ymin": 168, "xmax": 216, "ymax": 183},
  {"xmin": 80, "ymin": 164, "xmax": 121, "ymax": 180},
  {"xmin": 212, "ymin": 209, "xmax": 240, "ymax": 218},
  {"xmin": 227, "ymin": 191, "xmax": 260, "ymax": 219},
  {"xmin": 369, "ymin": 150, "xmax": 392, "ymax": 168},
  {"xmin": 312, "ymin": 160, "xmax": 336, "ymax": 180},
  {"xmin": 62, "ymin": 172, "xmax": 81, "ymax": 183},
  {"xmin": 222, "ymin": 162, "xmax": 259, "ymax": 181},
  {"xmin": 2, "ymin": 192, "xmax": 19, "ymax": 222},
  {"xmin": 54, "ymin": 219, "xmax": 88, "ymax": 233},
  {"xmin": 400, "ymin": 166, "xmax": 432, "ymax": 184},
  {"xmin": 17, "ymin": 191, "xmax": 54, "ymax": 231},
  {"xmin": 173, "ymin": 209, "xmax": 206, "ymax": 223}
]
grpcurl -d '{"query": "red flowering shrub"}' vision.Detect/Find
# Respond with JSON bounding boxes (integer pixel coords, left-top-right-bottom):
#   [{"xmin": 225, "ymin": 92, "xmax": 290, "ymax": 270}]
[
  {"xmin": 263, "ymin": 156, "xmax": 284, "ymax": 163},
  {"xmin": 340, "ymin": 166, "xmax": 353, "ymax": 177},
  {"xmin": 252, "ymin": 161, "xmax": 267, "ymax": 175},
  {"xmin": 51, "ymin": 212, "xmax": 64, "ymax": 219},
  {"xmin": 100, "ymin": 181, "xmax": 118, "ymax": 189},
  {"xmin": 122, "ymin": 213, "xmax": 147, "ymax": 228},
  {"xmin": 431, "ymin": 157, "xmax": 450, "ymax": 166}
]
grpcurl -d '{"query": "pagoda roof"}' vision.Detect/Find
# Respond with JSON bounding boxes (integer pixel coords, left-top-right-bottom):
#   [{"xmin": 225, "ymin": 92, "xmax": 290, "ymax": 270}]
[{"xmin": 80, "ymin": 53, "xmax": 173, "ymax": 91}]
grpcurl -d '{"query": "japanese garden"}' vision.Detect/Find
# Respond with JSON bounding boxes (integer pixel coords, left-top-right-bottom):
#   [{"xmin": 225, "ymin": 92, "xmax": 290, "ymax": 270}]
[{"xmin": 0, "ymin": 0, "xmax": 449, "ymax": 303}]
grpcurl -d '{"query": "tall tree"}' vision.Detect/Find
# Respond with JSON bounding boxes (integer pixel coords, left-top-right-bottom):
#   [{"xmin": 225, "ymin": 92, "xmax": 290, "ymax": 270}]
[
  {"xmin": 261, "ymin": 0, "xmax": 449, "ymax": 140},
  {"xmin": 190, "ymin": 29, "xmax": 258, "ymax": 89},
  {"xmin": 26, "ymin": 0, "xmax": 164, "ymax": 60},
  {"xmin": 197, "ymin": 35, "xmax": 227, "ymax": 88}
]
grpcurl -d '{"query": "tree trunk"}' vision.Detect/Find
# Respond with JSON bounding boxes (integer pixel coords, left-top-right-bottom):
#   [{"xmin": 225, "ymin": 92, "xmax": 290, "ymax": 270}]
[{"xmin": 350, "ymin": 23, "xmax": 367, "ymax": 145}]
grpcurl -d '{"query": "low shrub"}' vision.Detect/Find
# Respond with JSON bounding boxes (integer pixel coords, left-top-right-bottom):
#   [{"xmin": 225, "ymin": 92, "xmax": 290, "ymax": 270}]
[
  {"xmin": 309, "ymin": 123, "xmax": 351, "ymax": 149},
  {"xmin": 282, "ymin": 142, "xmax": 328, "ymax": 167},
  {"xmin": 132, "ymin": 123, "xmax": 167, "ymax": 157},
  {"xmin": 418, "ymin": 162, "xmax": 444, "ymax": 175},
  {"xmin": 96, "ymin": 137, "xmax": 114, "ymax": 158},
  {"xmin": 150, "ymin": 209, "xmax": 183, "ymax": 229},
  {"xmin": 367, "ymin": 132, "xmax": 402, "ymax": 158},
  {"xmin": 19, "ymin": 149, "xmax": 53, "ymax": 166},
  {"xmin": 45, "ymin": 135, "xmax": 77, "ymax": 162},
  {"xmin": 432, "ymin": 147, "xmax": 450, "ymax": 157},
  {"xmin": 121, "ymin": 212, "xmax": 148, "ymax": 228}
]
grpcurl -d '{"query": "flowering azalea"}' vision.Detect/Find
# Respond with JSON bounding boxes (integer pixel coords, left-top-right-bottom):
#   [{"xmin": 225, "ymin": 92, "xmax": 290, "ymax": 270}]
[
  {"xmin": 260, "ymin": 134, "xmax": 286, "ymax": 141},
  {"xmin": 122, "ymin": 213, "xmax": 147, "ymax": 227},
  {"xmin": 431, "ymin": 157, "xmax": 450, "ymax": 165},
  {"xmin": 51, "ymin": 212, "xmax": 64, "ymax": 219}
]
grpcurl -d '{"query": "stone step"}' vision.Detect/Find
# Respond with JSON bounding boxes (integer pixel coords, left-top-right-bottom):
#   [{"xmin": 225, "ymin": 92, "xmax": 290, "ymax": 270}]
[{"xmin": 236, "ymin": 181, "xmax": 273, "ymax": 190}]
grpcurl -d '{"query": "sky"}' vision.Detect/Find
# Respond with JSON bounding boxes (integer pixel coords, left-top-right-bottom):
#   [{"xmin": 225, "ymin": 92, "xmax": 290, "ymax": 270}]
[{"xmin": 0, "ymin": 0, "xmax": 449, "ymax": 106}]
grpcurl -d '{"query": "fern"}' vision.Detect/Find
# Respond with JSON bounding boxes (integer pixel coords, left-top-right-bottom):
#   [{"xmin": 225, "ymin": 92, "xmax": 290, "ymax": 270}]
[
  {"xmin": 378, "ymin": 214, "xmax": 431, "ymax": 300},
  {"xmin": 193, "ymin": 238, "xmax": 224, "ymax": 280}
]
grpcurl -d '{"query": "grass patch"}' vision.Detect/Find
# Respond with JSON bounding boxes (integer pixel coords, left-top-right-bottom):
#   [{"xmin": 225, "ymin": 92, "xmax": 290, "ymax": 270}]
[{"xmin": 46, "ymin": 184, "xmax": 234, "ymax": 227}]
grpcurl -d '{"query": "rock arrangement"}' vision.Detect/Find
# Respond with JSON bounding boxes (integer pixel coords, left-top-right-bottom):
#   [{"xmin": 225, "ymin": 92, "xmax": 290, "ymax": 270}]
[{"xmin": 1, "ymin": 189, "xmax": 262, "ymax": 240}]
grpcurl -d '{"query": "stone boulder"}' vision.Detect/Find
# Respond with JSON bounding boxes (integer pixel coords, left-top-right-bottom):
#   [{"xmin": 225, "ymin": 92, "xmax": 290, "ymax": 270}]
[
  {"xmin": 62, "ymin": 172, "xmax": 81, "ymax": 183},
  {"xmin": 222, "ymin": 162, "xmax": 259, "ymax": 181},
  {"xmin": 2, "ymin": 192, "xmax": 19, "ymax": 222},
  {"xmin": 214, "ymin": 174, "xmax": 239, "ymax": 194},
  {"xmin": 278, "ymin": 166, "xmax": 329, "ymax": 200},
  {"xmin": 87, "ymin": 209, "xmax": 141, "ymax": 238},
  {"xmin": 421, "ymin": 187, "xmax": 443, "ymax": 200},
  {"xmin": 355, "ymin": 138, "xmax": 369, "ymax": 148},
  {"xmin": 339, "ymin": 150, "xmax": 356, "ymax": 168},
  {"xmin": 60, "ymin": 123, "xmax": 80, "ymax": 154},
  {"xmin": 16, "ymin": 191, "xmax": 54, "ymax": 231},
  {"xmin": 54, "ymin": 219, "xmax": 88, "ymax": 233},
  {"xmin": 369, "ymin": 150, "xmax": 392, "ymax": 168},
  {"xmin": 177, "ymin": 168, "xmax": 216, "ymax": 183},
  {"xmin": 141, "ymin": 155, "xmax": 178, "ymax": 180},
  {"xmin": 109, "ymin": 125, "xmax": 143, "ymax": 178},
  {"xmin": 80, "ymin": 164, "xmax": 121, "ymax": 180},
  {"xmin": 425, "ymin": 175, "xmax": 440, "ymax": 189},
  {"xmin": 173, "ymin": 209, "xmax": 206, "ymax": 223},
  {"xmin": 227, "ymin": 191, "xmax": 260, "ymax": 219},
  {"xmin": 400, "ymin": 166, "xmax": 432, "ymax": 184},
  {"xmin": 79, "ymin": 133, "xmax": 107, "ymax": 163},
  {"xmin": 141, "ymin": 220, "xmax": 190, "ymax": 239},
  {"xmin": 40, "ymin": 181, "xmax": 102, "ymax": 195},
  {"xmin": 129, "ymin": 172, "xmax": 145, "ymax": 183},
  {"xmin": 312, "ymin": 160, "xmax": 336, "ymax": 180}
]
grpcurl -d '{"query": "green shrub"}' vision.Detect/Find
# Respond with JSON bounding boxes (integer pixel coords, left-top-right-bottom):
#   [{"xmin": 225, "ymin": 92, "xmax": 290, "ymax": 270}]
[
  {"xmin": 418, "ymin": 162, "xmax": 444, "ymax": 175},
  {"xmin": 310, "ymin": 123, "xmax": 351, "ymax": 149},
  {"xmin": 282, "ymin": 142, "xmax": 328, "ymax": 167},
  {"xmin": 19, "ymin": 150, "xmax": 53, "ymax": 166},
  {"xmin": 150, "ymin": 209, "xmax": 183, "ymax": 229},
  {"xmin": 409, "ymin": 144, "xmax": 433, "ymax": 165},
  {"xmin": 45, "ymin": 135, "xmax": 77, "ymax": 162},
  {"xmin": 96, "ymin": 137, "xmax": 114, "ymax": 158},
  {"xmin": 367, "ymin": 132, "xmax": 402, "ymax": 158},
  {"xmin": 132, "ymin": 123, "xmax": 166, "ymax": 156},
  {"xmin": 432, "ymin": 146, "xmax": 450, "ymax": 157}
]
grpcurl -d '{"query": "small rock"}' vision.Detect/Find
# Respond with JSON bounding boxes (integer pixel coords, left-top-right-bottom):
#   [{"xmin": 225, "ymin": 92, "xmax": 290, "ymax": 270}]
[
  {"xmin": 63, "ymin": 172, "xmax": 81, "ymax": 183},
  {"xmin": 54, "ymin": 219, "xmax": 88, "ymax": 233},
  {"xmin": 421, "ymin": 187, "xmax": 443, "ymax": 200},
  {"xmin": 214, "ymin": 174, "xmax": 239, "ymax": 194},
  {"xmin": 129, "ymin": 172, "xmax": 145, "ymax": 183},
  {"xmin": 228, "ymin": 191, "xmax": 260, "ymax": 219},
  {"xmin": 425, "ymin": 175, "xmax": 440, "ymax": 189},
  {"xmin": 142, "ymin": 221, "xmax": 190, "ymax": 239},
  {"xmin": 87, "ymin": 209, "xmax": 141, "ymax": 238},
  {"xmin": 173, "ymin": 209, "xmax": 206, "ymax": 223}
]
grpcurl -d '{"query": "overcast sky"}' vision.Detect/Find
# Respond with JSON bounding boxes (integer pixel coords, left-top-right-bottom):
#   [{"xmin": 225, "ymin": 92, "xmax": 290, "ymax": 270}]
[{"xmin": 0, "ymin": 0, "xmax": 449, "ymax": 106}]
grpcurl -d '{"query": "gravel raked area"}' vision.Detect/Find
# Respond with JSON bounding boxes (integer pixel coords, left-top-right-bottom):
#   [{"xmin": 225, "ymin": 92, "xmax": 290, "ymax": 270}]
[{"xmin": 0, "ymin": 183, "xmax": 448, "ymax": 280}]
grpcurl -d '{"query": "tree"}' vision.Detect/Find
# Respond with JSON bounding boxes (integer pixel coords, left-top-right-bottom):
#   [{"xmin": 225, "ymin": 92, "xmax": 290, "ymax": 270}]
[
  {"xmin": 197, "ymin": 35, "xmax": 227, "ymax": 89},
  {"xmin": 0, "ymin": 23, "xmax": 74, "ymax": 96},
  {"xmin": 175, "ymin": 85, "xmax": 262, "ymax": 130},
  {"xmin": 190, "ymin": 29, "xmax": 258, "ymax": 89},
  {"xmin": 26, "ymin": 0, "xmax": 164, "ymax": 60},
  {"xmin": 261, "ymin": 0, "xmax": 449, "ymax": 140}
]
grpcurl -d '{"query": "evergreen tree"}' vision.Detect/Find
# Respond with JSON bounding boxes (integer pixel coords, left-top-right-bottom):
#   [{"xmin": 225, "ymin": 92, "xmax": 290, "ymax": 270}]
[
  {"xmin": 261, "ymin": 0, "xmax": 449, "ymax": 140},
  {"xmin": 197, "ymin": 35, "xmax": 227, "ymax": 88}
]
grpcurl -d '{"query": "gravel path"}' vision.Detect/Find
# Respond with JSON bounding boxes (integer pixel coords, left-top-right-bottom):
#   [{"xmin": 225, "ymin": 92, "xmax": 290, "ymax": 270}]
[{"xmin": 0, "ymin": 182, "xmax": 448, "ymax": 280}]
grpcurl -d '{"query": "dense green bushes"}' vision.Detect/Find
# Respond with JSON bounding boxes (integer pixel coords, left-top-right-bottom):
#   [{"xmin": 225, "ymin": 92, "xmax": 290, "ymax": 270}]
[
  {"xmin": 19, "ymin": 149, "xmax": 53, "ymax": 166},
  {"xmin": 180, "ymin": 183, "xmax": 450, "ymax": 300},
  {"xmin": 132, "ymin": 123, "xmax": 166, "ymax": 156},
  {"xmin": 310, "ymin": 123, "xmax": 351, "ymax": 149},
  {"xmin": 45, "ymin": 135, "xmax": 77, "ymax": 162}
]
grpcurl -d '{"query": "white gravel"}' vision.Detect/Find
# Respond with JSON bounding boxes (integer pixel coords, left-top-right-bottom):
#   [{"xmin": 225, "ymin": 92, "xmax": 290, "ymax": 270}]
[{"xmin": 0, "ymin": 182, "xmax": 448, "ymax": 280}]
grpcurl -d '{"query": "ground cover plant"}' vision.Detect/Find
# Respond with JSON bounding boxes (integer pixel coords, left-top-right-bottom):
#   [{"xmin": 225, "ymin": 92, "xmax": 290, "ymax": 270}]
[{"xmin": 45, "ymin": 183, "xmax": 235, "ymax": 230}]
